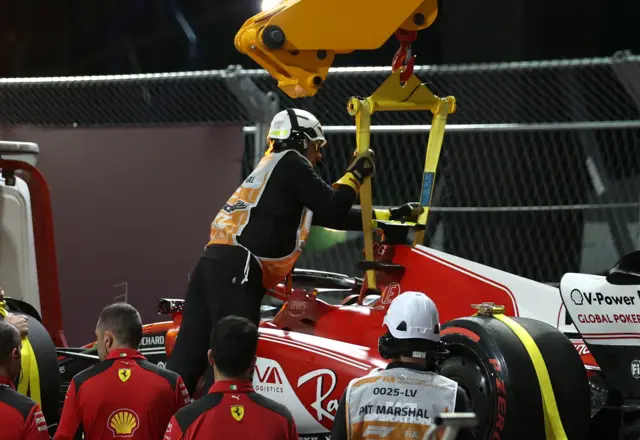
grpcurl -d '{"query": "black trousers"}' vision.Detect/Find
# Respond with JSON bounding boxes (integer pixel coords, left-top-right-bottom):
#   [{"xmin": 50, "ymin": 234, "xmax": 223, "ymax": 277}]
[{"xmin": 166, "ymin": 246, "xmax": 265, "ymax": 396}]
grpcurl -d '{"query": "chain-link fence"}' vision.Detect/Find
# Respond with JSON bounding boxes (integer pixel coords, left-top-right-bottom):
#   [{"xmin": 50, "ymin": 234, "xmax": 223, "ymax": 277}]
[
  {"xmin": 244, "ymin": 54, "xmax": 640, "ymax": 283},
  {"xmin": 1, "ymin": 53, "xmax": 639, "ymax": 284}
]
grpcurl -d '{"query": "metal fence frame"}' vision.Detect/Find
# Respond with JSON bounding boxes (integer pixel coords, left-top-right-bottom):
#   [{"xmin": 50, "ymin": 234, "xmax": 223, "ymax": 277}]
[
  {"xmin": 1, "ymin": 50, "xmax": 639, "ymax": 281},
  {"xmin": 235, "ymin": 51, "xmax": 640, "ymax": 280}
]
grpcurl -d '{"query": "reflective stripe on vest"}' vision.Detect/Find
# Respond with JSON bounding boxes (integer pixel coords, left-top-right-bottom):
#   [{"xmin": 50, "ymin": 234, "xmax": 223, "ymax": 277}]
[
  {"xmin": 345, "ymin": 367, "xmax": 457, "ymax": 439},
  {"xmin": 207, "ymin": 149, "xmax": 314, "ymax": 289}
]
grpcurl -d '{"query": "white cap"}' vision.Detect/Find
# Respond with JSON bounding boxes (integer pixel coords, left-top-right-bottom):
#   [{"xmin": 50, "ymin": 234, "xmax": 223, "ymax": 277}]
[
  {"xmin": 383, "ymin": 291, "xmax": 441, "ymax": 343},
  {"xmin": 267, "ymin": 108, "xmax": 327, "ymax": 147}
]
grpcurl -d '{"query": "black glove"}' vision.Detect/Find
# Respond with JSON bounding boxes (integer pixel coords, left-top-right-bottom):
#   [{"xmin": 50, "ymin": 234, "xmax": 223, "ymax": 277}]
[
  {"xmin": 389, "ymin": 202, "xmax": 424, "ymax": 222},
  {"xmin": 345, "ymin": 149, "xmax": 376, "ymax": 185}
]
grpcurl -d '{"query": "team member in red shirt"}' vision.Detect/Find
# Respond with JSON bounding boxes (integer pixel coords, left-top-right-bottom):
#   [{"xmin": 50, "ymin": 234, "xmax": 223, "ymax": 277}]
[
  {"xmin": 164, "ymin": 316, "xmax": 298, "ymax": 440},
  {"xmin": 54, "ymin": 303, "xmax": 191, "ymax": 440},
  {"xmin": 0, "ymin": 321, "xmax": 49, "ymax": 440}
]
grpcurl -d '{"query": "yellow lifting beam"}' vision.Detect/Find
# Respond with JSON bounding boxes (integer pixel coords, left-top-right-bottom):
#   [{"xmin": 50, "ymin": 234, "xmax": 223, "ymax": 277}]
[
  {"xmin": 347, "ymin": 70, "xmax": 456, "ymax": 292},
  {"xmin": 234, "ymin": 0, "xmax": 439, "ymax": 98}
]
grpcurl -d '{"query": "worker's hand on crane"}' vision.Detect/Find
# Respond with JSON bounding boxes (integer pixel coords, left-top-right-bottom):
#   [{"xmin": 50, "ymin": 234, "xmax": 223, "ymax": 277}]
[
  {"xmin": 347, "ymin": 148, "xmax": 376, "ymax": 183},
  {"xmin": 333, "ymin": 149, "xmax": 376, "ymax": 192},
  {"xmin": 389, "ymin": 202, "xmax": 424, "ymax": 222}
]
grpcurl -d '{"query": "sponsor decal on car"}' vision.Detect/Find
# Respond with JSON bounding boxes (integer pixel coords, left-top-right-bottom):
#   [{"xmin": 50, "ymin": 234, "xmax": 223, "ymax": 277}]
[
  {"xmin": 570, "ymin": 289, "xmax": 638, "ymax": 307},
  {"xmin": 576, "ymin": 313, "xmax": 640, "ymax": 324},
  {"xmin": 297, "ymin": 369, "xmax": 340, "ymax": 422},
  {"xmin": 489, "ymin": 358, "xmax": 507, "ymax": 438},
  {"xmin": 140, "ymin": 335, "xmax": 165, "ymax": 347},
  {"xmin": 632, "ymin": 360, "xmax": 640, "ymax": 379},
  {"xmin": 561, "ymin": 274, "xmax": 640, "ymax": 345},
  {"xmin": 381, "ymin": 283, "xmax": 401, "ymax": 305},
  {"xmin": 139, "ymin": 334, "xmax": 167, "ymax": 361},
  {"xmin": 572, "ymin": 342, "xmax": 590, "ymax": 356},
  {"xmin": 288, "ymin": 300, "xmax": 308, "ymax": 318},
  {"xmin": 254, "ymin": 361, "xmax": 285, "ymax": 394}
]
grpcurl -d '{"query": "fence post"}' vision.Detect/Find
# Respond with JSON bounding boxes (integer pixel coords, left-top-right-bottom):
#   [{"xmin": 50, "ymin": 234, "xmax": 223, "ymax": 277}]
[{"xmin": 223, "ymin": 65, "xmax": 280, "ymax": 168}]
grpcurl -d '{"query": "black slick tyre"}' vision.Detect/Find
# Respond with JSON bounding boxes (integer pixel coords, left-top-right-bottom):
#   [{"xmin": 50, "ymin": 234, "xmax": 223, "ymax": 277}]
[{"xmin": 438, "ymin": 315, "xmax": 590, "ymax": 440}]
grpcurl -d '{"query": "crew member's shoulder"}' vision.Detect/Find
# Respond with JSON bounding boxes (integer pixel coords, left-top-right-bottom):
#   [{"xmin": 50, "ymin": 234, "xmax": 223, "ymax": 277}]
[
  {"xmin": 136, "ymin": 359, "xmax": 181, "ymax": 388},
  {"xmin": 72, "ymin": 359, "xmax": 116, "ymax": 390},
  {"xmin": 274, "ymin": 149, "xmax": 312, "ymax": 170},
  {"xmin": 0, "ymin": 387, "xmax": 39, "ymax": 421},
  {"xmin": 246, "ymin": 391, "xmax": 294, "ymax": 423},
  {"xmin": 173, "ymin": 392, "xmax": 224, "ymax": 432},
  {"xmin": 347, "ymin": 368, "xmax": 385, "ymax": 389}
]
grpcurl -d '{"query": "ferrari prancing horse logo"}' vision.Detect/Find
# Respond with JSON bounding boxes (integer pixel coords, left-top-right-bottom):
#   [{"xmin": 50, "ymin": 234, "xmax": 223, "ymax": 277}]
[
  {"xmin": 118, "ymin": 369, "xmax": 131, "ymax": 383},
  {"xmin": 231, "ymin": 405, "xmax": 244, "ymax": 422}
]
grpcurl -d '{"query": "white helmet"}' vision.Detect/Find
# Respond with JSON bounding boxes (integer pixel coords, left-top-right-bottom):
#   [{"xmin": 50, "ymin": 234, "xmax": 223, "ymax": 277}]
[
  {"xmin": 383, "ymin": 291, "xmax": 441, "ymax": 343},
  {"xmin": 267, "ymin": 108, "xmax": 327, "ymax": 151}
]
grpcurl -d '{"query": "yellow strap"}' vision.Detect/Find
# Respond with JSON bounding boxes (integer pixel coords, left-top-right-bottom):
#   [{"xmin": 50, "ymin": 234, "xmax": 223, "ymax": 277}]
[
  {"xmin": 17, "ymin": 338, "xmax": 41, "ymax": 405},
  {"xmin": 333, "ymin": 172, "xmax": 361, "ymax": 192},
  {"xmin": 373, "ymin": 209, "xmax": 390, "ymax": 221},
  {"xmin": 0, "ymin": 302, "xmax": 42, "ymax": 406},
  {"xmin": 412, "ymin": 101, "xmax": 451, "ymax": 246},
  {"xmin": 492, "ymin": 314, "xmax": 567, "ymax": 440}
]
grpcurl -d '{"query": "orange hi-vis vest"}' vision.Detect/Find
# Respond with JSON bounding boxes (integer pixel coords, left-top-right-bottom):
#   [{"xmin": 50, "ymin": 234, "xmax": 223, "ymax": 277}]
[{"xmin": 207, "ymin": 150, "xmax": 313, "ymax": 289}]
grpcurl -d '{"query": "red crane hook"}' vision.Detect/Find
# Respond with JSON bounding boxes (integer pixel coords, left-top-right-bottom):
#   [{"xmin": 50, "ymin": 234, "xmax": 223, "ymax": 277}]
[{"xmin": 391, "ymin": 29, "xmax": 418, "ymax": 84}]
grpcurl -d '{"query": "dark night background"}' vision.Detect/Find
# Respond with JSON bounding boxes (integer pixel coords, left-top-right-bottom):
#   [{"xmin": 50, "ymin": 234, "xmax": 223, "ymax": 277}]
[{"xmin": 1, "ymin": 0, "xmax": 639, "ymax": 77}]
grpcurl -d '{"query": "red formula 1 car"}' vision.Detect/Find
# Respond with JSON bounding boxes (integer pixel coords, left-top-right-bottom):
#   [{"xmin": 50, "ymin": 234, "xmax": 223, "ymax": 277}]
[{"xmin": 2, "ymin": 103, "xmax": 640, "ymax": 440}]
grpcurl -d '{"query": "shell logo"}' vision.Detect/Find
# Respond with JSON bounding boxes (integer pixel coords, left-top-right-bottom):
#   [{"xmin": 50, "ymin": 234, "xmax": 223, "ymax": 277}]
[{"xmin": 107, "ymin": 409, "xmax": 140, "ymax": 437}]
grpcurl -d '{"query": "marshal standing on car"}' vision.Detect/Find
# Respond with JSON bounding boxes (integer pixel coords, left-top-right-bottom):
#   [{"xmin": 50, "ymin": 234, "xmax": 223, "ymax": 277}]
[
  {"xmin": 54, "ymin": 303, "xmax": 191, "ymax": 440},
  {"xmin": 331, "ymin": 291, "xmax": 475, "ymax": 440},
  {"xmin": 167, "ymin": 107, "xmax": 423, "ymax": 395}
]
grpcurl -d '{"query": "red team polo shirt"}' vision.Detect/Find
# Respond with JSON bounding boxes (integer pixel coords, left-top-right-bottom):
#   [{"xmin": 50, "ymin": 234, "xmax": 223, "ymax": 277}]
[
  {"xmin": 0, "ymin": 376, "xmax": 49, "ymax": 440},
  {"xmin": 163, "ymin": 379, "xmax": 298, "ymax": 440},
  {"xmin": 54, "ymin": 348, "xmax": 191, "ymax": 440}
]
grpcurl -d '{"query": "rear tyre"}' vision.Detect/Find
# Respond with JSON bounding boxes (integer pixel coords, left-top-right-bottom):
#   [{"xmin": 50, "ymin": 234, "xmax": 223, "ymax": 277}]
[
  {"xmin": 516, "ymin": 317, "xmax": 591, "ymax": 439},
  {"xmin": 438, "ymin": 316, "xmax": 590, "ymax": 440}
]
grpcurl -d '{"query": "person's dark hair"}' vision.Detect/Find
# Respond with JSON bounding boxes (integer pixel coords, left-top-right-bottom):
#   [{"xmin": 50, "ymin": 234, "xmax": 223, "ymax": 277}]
[
  {"xmin": 0, "ymin": 320, "xmax": 21, "ymax": 364},
  {"xmin": 98, "ymin": 302, "xmax": 143, "ymax": 348},
  {"xmin": 210, "ymin": 316, "xmax": 258, "ymax": 378}
]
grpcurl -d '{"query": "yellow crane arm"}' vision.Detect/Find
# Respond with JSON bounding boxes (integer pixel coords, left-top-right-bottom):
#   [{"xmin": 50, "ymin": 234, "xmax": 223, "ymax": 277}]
[{"xmin": 234, "ymin": 0, "xmax": 439, "ymax": 98}]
